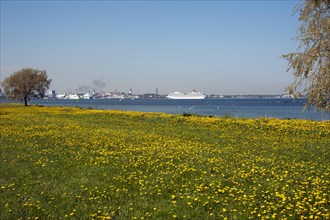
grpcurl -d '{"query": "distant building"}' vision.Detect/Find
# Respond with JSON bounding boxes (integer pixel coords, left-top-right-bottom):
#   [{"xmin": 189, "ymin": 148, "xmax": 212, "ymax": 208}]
[
  {"xmin": 0, "ymin": 88, "xmax": 4, "ymax": 98},
  {"xmin": 48, "ymin": 90, "xmax": 56, "ymax": 98},
  {"xmin": 281, "ymin": 94, "xmax": 294, "ymax": 98}
]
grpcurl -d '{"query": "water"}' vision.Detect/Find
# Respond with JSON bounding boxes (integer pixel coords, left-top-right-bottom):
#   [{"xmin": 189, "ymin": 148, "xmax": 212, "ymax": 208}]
[{"xmin": 13, "ymin": 98, "xmax": 328, "ymax": 121}]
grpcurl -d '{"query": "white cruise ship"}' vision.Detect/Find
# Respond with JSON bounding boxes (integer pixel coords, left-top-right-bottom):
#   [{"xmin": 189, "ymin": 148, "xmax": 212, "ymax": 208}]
[{"xmin": 167, "ymin": 90, "xmax": 206, "ymax": 99}]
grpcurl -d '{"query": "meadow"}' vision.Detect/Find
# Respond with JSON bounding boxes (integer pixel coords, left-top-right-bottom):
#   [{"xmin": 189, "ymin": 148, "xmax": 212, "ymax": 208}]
[{"xmin": 0, "ymin": 104, "xmax": 329, "ymax": 219}]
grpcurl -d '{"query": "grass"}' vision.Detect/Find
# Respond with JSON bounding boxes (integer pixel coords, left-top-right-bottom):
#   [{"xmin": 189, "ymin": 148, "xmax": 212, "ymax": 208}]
[{"xmin": 1, "ymin": 104, "xmax": 329, "ymax": 219}]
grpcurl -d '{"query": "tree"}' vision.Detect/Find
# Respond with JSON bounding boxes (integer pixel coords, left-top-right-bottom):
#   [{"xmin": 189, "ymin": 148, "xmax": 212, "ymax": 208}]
[
  {"xmin": 1, "ymin": 68, "xmax": 52, "ymax": 106},
  {"xmin": 283, "ymin": 0, "xmax": 330, "ymax": 112}
]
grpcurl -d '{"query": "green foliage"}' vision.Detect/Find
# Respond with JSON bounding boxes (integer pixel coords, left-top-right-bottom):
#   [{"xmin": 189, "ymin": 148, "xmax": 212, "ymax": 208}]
[
  {"xmin": 283, "ymin": 0, "xmax": 330, "ymax": 112},
  {"xmin": 1, "ymin": 68, "xmax": 52, "ymax": 106}
]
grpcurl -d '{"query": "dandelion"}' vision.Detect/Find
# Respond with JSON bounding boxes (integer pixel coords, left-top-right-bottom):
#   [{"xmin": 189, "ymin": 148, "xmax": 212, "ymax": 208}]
[{"xmin": 1, "ymin": 105, "xmax": 329, "ymax": 219}]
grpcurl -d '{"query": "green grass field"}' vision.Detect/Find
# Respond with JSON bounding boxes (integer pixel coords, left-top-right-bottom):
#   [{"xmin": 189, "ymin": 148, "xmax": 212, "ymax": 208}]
[{"xmin": 1, "ymin": 104, "xmax": 329, "ymax": 219}]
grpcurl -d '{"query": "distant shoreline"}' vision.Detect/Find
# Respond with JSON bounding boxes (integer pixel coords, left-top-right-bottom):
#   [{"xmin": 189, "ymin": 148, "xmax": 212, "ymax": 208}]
[{"xmin": 1, "ymin": 98, "xmax": 328, "ymax": 121}]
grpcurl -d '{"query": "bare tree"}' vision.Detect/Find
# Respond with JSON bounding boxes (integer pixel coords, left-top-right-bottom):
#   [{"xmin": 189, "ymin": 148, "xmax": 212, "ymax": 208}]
[
  {"xmin": 1, "ymin": 68, "xmax": 52, "ymax": 106},
  {"xmin": 283, "ymin": 0, "xmax": 330, "ymax": 112}
]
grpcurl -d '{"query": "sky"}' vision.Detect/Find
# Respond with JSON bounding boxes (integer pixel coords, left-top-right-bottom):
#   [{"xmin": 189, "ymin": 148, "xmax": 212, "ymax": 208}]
[{"xmin": 1, "ymin": 0, "xmax": 299, "ymax": 95}]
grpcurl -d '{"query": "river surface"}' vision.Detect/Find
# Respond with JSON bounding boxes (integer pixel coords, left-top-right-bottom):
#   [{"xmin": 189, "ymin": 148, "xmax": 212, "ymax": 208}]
[{"xmin": 5, "ymin": 98, "xmax": 326, "ymax": 121}]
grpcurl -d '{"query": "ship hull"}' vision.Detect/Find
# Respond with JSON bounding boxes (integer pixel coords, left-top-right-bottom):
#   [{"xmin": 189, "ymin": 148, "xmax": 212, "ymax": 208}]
[{"xmin": 167, "ymin": 96, "xmax": 205, "ymax": 100}]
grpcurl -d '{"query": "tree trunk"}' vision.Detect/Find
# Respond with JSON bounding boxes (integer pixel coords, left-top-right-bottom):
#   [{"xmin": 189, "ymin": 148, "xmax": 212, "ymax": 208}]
[{"xmin": 24, "ymin": 97, "xmax": 28, "ymax": 106}]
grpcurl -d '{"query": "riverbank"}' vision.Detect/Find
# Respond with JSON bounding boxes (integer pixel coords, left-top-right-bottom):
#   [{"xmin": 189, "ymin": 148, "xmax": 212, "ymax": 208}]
[
  {"xmin": 2, "ymin": 97, "xmax": 329, "ymax": 120},
  {"xmin": 1, "ymin": 104, "xmax": 329, "ymax": 219}
]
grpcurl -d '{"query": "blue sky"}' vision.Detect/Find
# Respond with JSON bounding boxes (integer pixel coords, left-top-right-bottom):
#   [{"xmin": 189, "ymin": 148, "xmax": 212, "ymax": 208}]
[{"xmin": 1, "ymin": 0, "xmax": 299, "ymax": 95}]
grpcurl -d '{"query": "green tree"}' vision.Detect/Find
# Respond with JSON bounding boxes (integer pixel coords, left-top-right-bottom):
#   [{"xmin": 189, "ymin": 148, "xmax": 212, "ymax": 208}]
[
  {"xmin": 283, "ymin": 0, "xmax": 330, "ymax": 112},
  {"xmin": 1, "ymin": 68, "xmax": 52, "ymax": 106}
]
